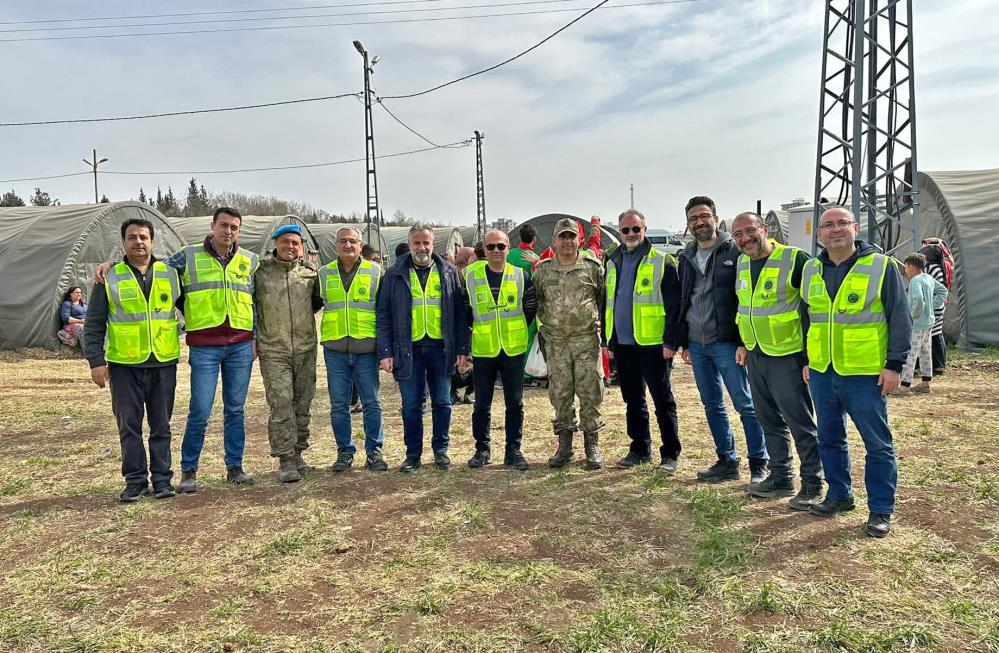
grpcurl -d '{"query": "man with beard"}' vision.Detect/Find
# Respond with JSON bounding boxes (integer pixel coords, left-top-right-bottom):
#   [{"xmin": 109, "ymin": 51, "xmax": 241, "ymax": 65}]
[
  {"xmin": 602, "ymin": 209, "xmax": 681, "ymax": 474},
  {"xmin": 668, "ymin": 196, "xmax": 769, "ymax": 485},
  {"xmin": 377, "ymin": 224, "xmax": 470, "ymax": 473},
  {"xmin": 731, "ymin": 212, "xmax": 824, "ymax": 509},
  {"xmin": 253, "ymin": 224, "xmax": 324, "ymax": 483}
]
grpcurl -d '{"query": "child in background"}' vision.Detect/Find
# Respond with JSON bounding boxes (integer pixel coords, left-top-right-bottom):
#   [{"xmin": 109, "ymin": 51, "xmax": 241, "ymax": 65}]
[{"xmin": 897, "ymin": 253, "xmax": 948, "ymax": 395}]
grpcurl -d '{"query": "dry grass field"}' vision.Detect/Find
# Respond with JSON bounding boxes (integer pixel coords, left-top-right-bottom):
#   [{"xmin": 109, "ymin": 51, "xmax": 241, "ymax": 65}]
[{"xmin": 1, "ymin": 346, "xmax": 998, "ymax": 653}]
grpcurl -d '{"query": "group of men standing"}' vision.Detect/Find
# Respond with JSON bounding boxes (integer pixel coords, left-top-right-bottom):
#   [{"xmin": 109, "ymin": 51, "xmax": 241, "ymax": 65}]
[{"xmin": 86, "ymin": 196, "xmax": 909, "ymax": 539}]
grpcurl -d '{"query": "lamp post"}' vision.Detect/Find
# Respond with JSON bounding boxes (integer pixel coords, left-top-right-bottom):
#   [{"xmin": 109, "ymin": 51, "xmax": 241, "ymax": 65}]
[
  {"xmin": 82, "ymin": 148, "xmax": 108, "ymax": 204},
  {"xmin": 353, "ymin": 40, "xmax": 381, "ymax": 259}
]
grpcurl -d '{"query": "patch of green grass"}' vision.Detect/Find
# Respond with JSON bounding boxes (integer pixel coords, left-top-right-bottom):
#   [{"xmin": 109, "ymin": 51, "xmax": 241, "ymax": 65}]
[
  {"xmin": 23, "ymin": 455, "xmax": 62, "ymax": 468},
  {"xmin": 210, "ymin": 595, "xmax": 249, "ymax": 620},
  {"xmin": 553, "ymin": 601, "xmax": 687, "ymax": 653},
  {"xmin": 259, "ymin": 531, "xmax": 306, "ymax": 558},
  {"xmin": 810, "ymin": 620, "xmax": 938, "ymax": 652},
  {"xmin": 0, "ymin": 476, "xmax": 33, "ymax": 496},
  {"xmin": 694, "ymin": 527, "xmax": 751, "ymax": 571},
  {"xmin": 633, "ymin": 466, "xmax": 673, "ymax": 492},
  {"xmin": 686, "ymin": 487, "xmax": 745, "ymax": 528}
]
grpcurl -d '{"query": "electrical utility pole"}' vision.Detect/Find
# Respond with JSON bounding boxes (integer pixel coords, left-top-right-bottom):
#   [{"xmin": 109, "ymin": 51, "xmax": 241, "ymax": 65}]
[
  {"xmin": 630, "ymin": 183, "xmax": 635, "ymax": 209},
  {"xmin": 811, "ymin": 0, "xmax": 918, "ymax": 255},
  {"xmin": 474, "ymin": 130, "xmax": 486, "ymax": 243},
  {"xmin": 354, "ymin": 40, "xmax": 382, "ymax": 259},
  {"xmin": 82, "ymin": 148, "xmax": 108, "ymax": 204}
]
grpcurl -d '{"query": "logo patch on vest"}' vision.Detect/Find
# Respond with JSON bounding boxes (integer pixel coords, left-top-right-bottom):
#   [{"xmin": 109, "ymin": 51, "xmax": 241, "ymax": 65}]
[
  {"xmin": 764, "ymin": 280, "xmax": 774, "ymax": 290},
  {"xmin": 359, "ymin": 286, "xmax": 367, "ymax": 295},
  {"xmin": 434, "ymin": 284, "xmax": 441, "ymax": 293},
  {"xmin": 507, "ymin": 295, "xmax": 515, "ymax": 304},
  {"xmin": 848, "ymin": 292, "xmax": 860, "ymax": 303},
  {"xmin": 239, "ymin": 263, "xmax": 247, "ymax": 272},
  {"xmin": 641, "ymin": 278, "xmax": 650, "ymax": 287},
  {"xmin": 160, "ymin": 293, "xmax": 169, "ymax": 303}
]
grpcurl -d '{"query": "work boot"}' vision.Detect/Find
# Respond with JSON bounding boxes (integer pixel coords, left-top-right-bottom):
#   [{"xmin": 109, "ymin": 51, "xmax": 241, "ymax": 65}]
[
  {"xmin": 399, "ymin": 456, "xmax": 421, "ymax": 473},
  {"xmin": 696, "ymin": 458, "xmax": 741, "ymax": 483},
  {"xmin": 277, "ymin": 457, "xmax": 302, "ymax": 483},
  {"xmin": 119, "ymin": 483, "xmax": 150, "ymax": 503},
  {"xmin": 865, "ymin": 512, "xmax": 892, "ymax": 538},
  {"xmin": 434, "ymin": 452, "xmax": 451, "ymax": 471},
  {"xmin": 293, "ymin": 451, "xmax": 313, "ymax": 474},
  {"xmin": 226, "ymin": 466, "xmax": 255, "ymax": 485},
  {"xmin": 468, "ymin": 449, "xmax": 492, "ymax": 469},
  {"xmin": 152, "ymin": 481, "xmax": 176, "ymax": 499},
  {"xmin": 748, "ymin": 474, "xmax": 795, "ymax": 499},
  {"xmin": 809, "ymin": 496, "xmax": 856, "ymax": 518},
  {"xmin": 547, "ymin": 429, "xmax": 575, "ymax": 468},
  {"xmin": 177, "ymin": 470, "xmax": 197, "ymax": 494},
  {"xmin": 617, "ymin": 451, "xmax": 651, "ymax": 469},
  {"xmin": 583, "ymin": 432, "xmax": 602, "ymax": 470},
  {"xmin": 749, "ymin": 458, "xmax": 770, "ymax": 486},
  {"xmin": 366, "ymin": 449, "xmax": 388, "ymax": 472},
  {"xmin": 504, "ymin": 449, "xmax": 530, "ymax": 472},
  {"xmin": 330, "ymin": 451, "xmax": 354, "ymax": 473},
  {"xmin": 788, "ymin": 484, "xmax": 824, "ymax": 511}
]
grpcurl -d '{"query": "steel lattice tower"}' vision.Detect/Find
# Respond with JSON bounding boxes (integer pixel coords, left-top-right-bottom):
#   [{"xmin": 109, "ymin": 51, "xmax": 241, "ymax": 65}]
[
  {"xmin": 474, "ymin": 131, "xmax": 486, "ymax": 243},
  {"xmin": 812, "ymin": 0, "xmax": 919, "ymax": 255},
  {"xmin": 355, "ymin": 42, "xmax": 382, "ymax": 257}
]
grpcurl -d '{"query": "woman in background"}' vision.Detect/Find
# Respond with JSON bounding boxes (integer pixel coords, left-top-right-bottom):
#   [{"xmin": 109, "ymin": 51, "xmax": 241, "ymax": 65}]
[{"xmin": 58, "ymin": 286, "xmax": 87, "ymax": 351}]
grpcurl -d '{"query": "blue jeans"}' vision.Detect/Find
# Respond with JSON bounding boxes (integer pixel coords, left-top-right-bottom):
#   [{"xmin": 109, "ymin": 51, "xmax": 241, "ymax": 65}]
[
  {"xmin": 808, "ymin": 369, "xmax": 897, "ymax": 514},
  {"xmin": 687, "ymin": 341, "xmax": 767, "ymax": 463},
  {"xmin": 181, "ymin": 340, "xmax": 254, "ymax": 471},
  {"xmin": 398, "ymin": 342, "xmax": 452, "ymax": 459},
  {"xmin": 323, "ymin": 349, "xmax": 383, "ymax": 455}
]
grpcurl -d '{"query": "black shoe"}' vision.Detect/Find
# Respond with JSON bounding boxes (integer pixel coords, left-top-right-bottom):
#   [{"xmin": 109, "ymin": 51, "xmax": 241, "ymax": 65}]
[
  {"xmin": 696, "ymin": 458, "xmax": 741, "ymax": 483},
  {"xmin": 748, "ymin": 474, "xmax": 795, "ymax": 498},
  {"xmin": 809, "ymin": 496, "xmax": 856, "ymax": 518},
  {"xmin": 865, "ymin": 512, "xmax": 892, "ymax": 538},
  {"xmin": 467, "ymin": 450, "xmax": 492, "ymax": 469},
  {"xmin": 748, "ymin": 458, "xmax": 770, "ymax": 485},
  {"xmin": 617, "ymin": 452, "xmax": 651, "ymax": 469},
  {"xmin": 504, "ymin": 450, "xmax": 530, "ymax": 472},
  {"xmin": 350, "ymin": 401, "xmax": 363, "ymax": 414},
  {"xmin": 658, "ymin": 458, "xmax": 679, "ymax": 475},
  {"xmin": 461, "ymin": 393, "xmax": 474, "ymax": 405},
  {"xmin": 226, "ymin": 466, "xmax": 255, "ymax": 485},
  {"xmin": 788, "ymin": 484, "xmax": 824, "ymax": 511},
  {"xmin": 152, "ymin": 481, "xmax": 176, "ymax": 499},
  {"xmin": 119, "ymin": 483, "xmax": 150, "ymax": 503},
  {"xmin": 434, "ymin": 452, "xmax": 451, "ymax": 471},
  {"xmin": 330, "ymin": 451, "xmax": 354, "ymax": 473},
  {"xmin": 365, "ymin": 449, "xmax": 388, "ymax": 472},
  {"xmin": 399, "ymin": 456, "xmax": 422, "ymax": 473}
]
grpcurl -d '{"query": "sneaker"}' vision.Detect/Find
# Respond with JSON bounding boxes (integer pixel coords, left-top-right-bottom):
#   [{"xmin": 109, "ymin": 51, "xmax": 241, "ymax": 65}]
[
  {"xmin": 226, "ymin": 466, "xmax": 255, "ymax": 485},
  {"xmin": 365, "ymin": 449, "xmax": 388, "ymax": 472},
  {"xmin": 119, "ymin": 483, "xmax": 150, "ymax": 503},
  {"xmin": 696, "ymin": 458, "xmax": 741, "ymax": 483},
  {"xmin": 748, "ymin": 475, "xmax": 795, "ymax": 498},
  {"xmin": 293, "ymin": 452, "xmax": 313, "ymax": 474},
  {"xmin": 788, "ymin": 484, "xmax": 824, "ymax": 511},
  {"xmin": 890, "ymin": 385, "xmax": 912, "ymax": 397},
  {"xmin": 399, "ymin": 456, "xmax": 422, "ymax": 473},
  {"xmin": 658, "ymin": 458, "xmax": 679, "ymax": 475},
  {"xmin": 152, "ymin": 481, "xmax": 176, "ymax": 499},
  {"xmin": 749, "ymin": 458, "xmax": 770, "ymax": 485},
  {"xmin": 617, "ymin": 452, "xmax": 651, "ymax": 469},
  {"xmin": 504, "ymin": 450, "xmax": 530, "ymax": 472},
  {"xmin": 330, "ymin": 451, "xmax": 354, "ymax": 473},
  {"xmin": 177, "ymin": 470, "xmax": 197, "ymax": 494},
  {"xmin": 467, "ymin": 450, "xmax": 492, "ymax": 469},
  {"xmin": 434, "ymin": 452, "xmax": 451, "ymax": 471},
  {"xmin": 911, "ymin": 383, "xmax": 931, "ymax": 394},
  {"xmin": 809, "ymin": 496, "xmax": 856, "ymax": 518},
  {"xmin": 865, "ymin": 512, "xmax": 892, "ymax": 538}
]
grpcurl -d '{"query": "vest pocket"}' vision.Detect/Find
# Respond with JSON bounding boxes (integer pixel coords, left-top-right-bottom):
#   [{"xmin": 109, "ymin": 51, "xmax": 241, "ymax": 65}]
[
  {"xmin": 769, "ymin": 312, "xmax": 801, "ymax": 346},
  {"xmin": 840, "ymin": 327, "xmax": 879, "ymax": 368}
]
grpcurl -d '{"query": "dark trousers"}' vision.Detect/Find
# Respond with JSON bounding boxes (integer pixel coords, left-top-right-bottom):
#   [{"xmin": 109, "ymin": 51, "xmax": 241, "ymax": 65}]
[
  {"xmin": 109, "ymin": 364, "xmax": 176, "ymax": 485},
  {"xmin": 398, "ymin": 342, "xmax": 452, "ymax": 458},
  {"xmin": 613, "ymin": 343, "xmax": 681, "ymax": 460},
  {"xmin": 932, "ymin": 332, "xmax": 947, "ymax": 371},
  {"xmin": 472, "ymin": 352, "xmax": 526, "ymax": 453},
  {"xmin": 746, "ymin": 349, "xmax": 823, "ymax": 487}
]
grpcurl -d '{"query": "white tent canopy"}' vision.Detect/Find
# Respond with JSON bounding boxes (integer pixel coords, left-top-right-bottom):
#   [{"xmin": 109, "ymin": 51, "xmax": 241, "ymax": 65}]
[{"xmin": 170, "ymin": 214, "xmax": 319, "ymax": 263}]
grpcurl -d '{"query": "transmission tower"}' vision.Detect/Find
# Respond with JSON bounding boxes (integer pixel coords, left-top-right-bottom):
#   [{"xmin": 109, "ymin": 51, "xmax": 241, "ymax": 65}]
[
  {"xmin": 474, "ymin": 130, "xmax": 486, "ymax": 243},
  {"xmin": 812, "ymin": 0, "xmax": 919, "ymax": 255},
  {"xmin": 354, "ymin": 40, "xmax": 382, "ymax": 258}
]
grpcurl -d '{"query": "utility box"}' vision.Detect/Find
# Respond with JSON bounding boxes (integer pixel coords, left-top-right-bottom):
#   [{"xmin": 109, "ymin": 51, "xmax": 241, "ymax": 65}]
[{"xmin": 787, "ymin": 205, "xmax": 816, "ymax": 253}]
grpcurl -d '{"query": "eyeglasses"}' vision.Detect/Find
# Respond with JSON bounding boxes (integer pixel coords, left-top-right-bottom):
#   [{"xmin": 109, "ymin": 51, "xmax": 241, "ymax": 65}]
[
  {"xmin": 485, "ymin": 243, "xmax": 508, "ymax": 251},
  {"xmin": 731, "ymin": 226, "xmax": 762, "ymax": 239},
  {"xmin": 337, "ymin": 238, "xmax": 359, "ymax": 245},
  {"xmin": 686, "ymin": 212, "xmax": 714, "ymax": 224},
  {"xmin": 620, "ymin": 226, "xmax": 643, "ymax": 235},
  {"xmin": 818, "ymin": 220, "xmax": 855, "ymax": 230}
]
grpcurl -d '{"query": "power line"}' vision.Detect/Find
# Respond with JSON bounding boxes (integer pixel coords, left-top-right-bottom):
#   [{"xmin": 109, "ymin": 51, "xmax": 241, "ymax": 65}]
[
  {"xmin": 0, "ymin": 0, "xmax": 701, "ymax": 43},
  {"xmin": 376, "ymin": 99, "xmax": 450, "ymax": 148},
  {"xmin": 0, "ymin": 171, "xmax": 91, "ymax": 184}
]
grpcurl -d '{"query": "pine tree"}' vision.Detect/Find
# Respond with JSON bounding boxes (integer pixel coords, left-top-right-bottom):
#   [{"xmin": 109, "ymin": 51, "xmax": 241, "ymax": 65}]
[
  {"xmin": 138, "ymin": 187, "xmax": 147, "ymax": 204},
  {"xmin": 155, "ymin": 187, "xmax": 165, "ymax": 213},
  {"xmin": 30, "ymin": 188, "xmax": 55, "ymax": 206},
  {"xmin": 184, "ymin": 177, "xmax": 202, "ymax": 216},
  {"xmin": 0, "ymin": 189, "xmax": 25, "ymax": 206},
  {"xmin": 100, "ymin": 194, "xmax": 110, "ymax": 203}
]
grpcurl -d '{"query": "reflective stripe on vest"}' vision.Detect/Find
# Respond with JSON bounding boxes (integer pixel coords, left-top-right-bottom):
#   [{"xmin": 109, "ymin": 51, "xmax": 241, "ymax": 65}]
[
  {"xmin": 179, "ymin": 244, "xmax": 259, "ymax": 331},
  {"xmin": 410, "ymin": 267, "xmax": 443, "ymax": 340},
  {"xmin": 801, "ymin": 253, "xmax": 889, "ymax": 376},
  {"xmin": 604, "ymin": 248, "xmax": 669, "ymax": 346},
  {"xmin": 105, "ymin": 261, "xmax": 180, "ymax": 364},
  {"xmin": 319, "ymin": 259, "xmax": 380, "ymax": 341},
  {"xmin": 465, "ymin": 260, "xmax": 528, "ymax": 357},
  {"xmin": 735, "ymin": 242, "xmax": 804, "ymax": 356}
]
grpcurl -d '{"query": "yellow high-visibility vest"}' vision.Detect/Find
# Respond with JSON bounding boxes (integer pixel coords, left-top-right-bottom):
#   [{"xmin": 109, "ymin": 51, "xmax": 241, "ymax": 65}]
[
  {"xmin": 104, "ymin": 261, "xmax": 180, "ymax": 364},
  {"xmin": 410, "ymin": 267, "xmax": 442, "ymax": 341},
  {"xmin": 465, "ymin": 260, "xmax": 528, "ymax": 357},
  {"xmin": 179, "ymin": 244, "xmax": 258, "ymax": 331},
  {"xmin": 319, "ymin": 259, "xmax": 380, "ymax": 340},
  {"xmin": 604, "ymin": 248, "xmax": 670, "ymax": 346},
  {"xmin": 735, "ymin": 242, "xmax": 805, "ymax": 356}
]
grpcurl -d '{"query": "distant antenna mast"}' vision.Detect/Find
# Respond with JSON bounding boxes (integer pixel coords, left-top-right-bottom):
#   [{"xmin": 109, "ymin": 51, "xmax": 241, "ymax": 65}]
[
  {"xmin": 630, "ymin": 183, "xmax": 635, "ymax": 209},
  {"xmin": 474, "ymin": 130, "xmax": 486, "ymax": 243}
]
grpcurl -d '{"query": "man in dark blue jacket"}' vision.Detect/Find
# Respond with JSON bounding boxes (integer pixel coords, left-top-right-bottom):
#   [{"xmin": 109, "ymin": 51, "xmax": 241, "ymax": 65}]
[{"xmin": 376, "ymin": 224, "xmax": 471, "ymax": 472}]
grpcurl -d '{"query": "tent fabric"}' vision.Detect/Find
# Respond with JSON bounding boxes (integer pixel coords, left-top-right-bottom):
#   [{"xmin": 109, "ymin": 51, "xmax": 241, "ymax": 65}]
[
  {"xmin": 765, "ymin": 210, "xmax": 789, "ymax": 244},
  {"xmin": 458, "ymin": 226, "xmax": 477, "ymax": 246},
  {"xmin": 907, "ymin": 169, "xmax": 999, "ymax": 347},
  {"xmin": 309, "ymin": 223, "xmax": 389, "ymax": 266},
  {"xmin": 0, "ymin": 202, "xmax": 186, "ymax": 350},
  {"xmin": 380, "ymin": 226, "xmax": 463, "ymax": 258},
  {"xmin": 170, "ymin": 215, "xmax": 319, "ymax": 262},
  {"xmin": 507, "ymin": 214, "xmax": 621, "ymax": 253}
]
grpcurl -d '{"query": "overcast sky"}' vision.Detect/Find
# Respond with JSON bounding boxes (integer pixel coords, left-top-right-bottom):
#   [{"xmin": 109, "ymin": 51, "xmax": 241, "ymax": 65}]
[{"xmin": 1, "ymin": 0, "xmax": 996, "ymax": 232}]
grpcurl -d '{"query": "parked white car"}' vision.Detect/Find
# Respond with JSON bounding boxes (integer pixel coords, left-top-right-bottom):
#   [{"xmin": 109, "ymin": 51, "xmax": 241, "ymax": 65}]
[{"xmin": 646, "ymin": 229, "xmax": 685, "ymax": 257}]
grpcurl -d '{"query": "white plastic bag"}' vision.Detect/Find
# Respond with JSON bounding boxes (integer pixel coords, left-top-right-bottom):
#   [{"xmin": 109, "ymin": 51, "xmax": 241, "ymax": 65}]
[{"xmin": 524, "ymin": 337, "xmax": 547, "ymax": 378}]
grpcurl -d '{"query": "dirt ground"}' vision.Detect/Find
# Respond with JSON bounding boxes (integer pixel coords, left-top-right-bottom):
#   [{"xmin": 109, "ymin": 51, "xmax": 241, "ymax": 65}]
[{"xmin": 1, "ymin": 347, "xmax": 997, "ymax": 653}]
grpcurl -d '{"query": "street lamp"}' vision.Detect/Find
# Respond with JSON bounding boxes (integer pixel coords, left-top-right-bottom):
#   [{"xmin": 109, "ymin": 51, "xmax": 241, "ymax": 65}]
[
  {"xmin": 82, "ymin": 148, "xmax": 109, "ymax": 204},
  {"xmin": 355, "ymin": 40, "xmax": 381, "ymax": 259}
]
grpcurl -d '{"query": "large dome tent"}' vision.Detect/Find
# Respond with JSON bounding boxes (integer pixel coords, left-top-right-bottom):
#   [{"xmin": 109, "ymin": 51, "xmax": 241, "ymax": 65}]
[
  {"xmin": 170, "ymin": 214, "xmax": 320, "ymax": 263},
  {"xmin": 0, "ymin": 202, "xmax": 186, "ymax": 350},
  {"xmin": 508, "ymin": 214, "xmax": 620, "ymax": 253},
  {"xmin": 310, "ymin": 222, "xmax": 389, "ymax": 266},
  {"xmin": 381, "ymin": 225, "xmax": 463, "ymax": 260}
]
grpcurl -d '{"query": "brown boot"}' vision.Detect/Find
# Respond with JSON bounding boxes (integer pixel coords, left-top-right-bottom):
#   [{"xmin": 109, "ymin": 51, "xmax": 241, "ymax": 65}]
[
  {"xmin": 583, "ymin": 431, "xmax": 602, "ymax": 470},
  {"xmin": 292, "ymin": 451, "xmax": 313, "ymax": 474},
  {"xmin": 177, "ymin": 470, "xmax": 197, "ymax": 494},
  {"xmin": 277, "ymin": 457, "xmax": 301, "ymax": 483},
  {"xmin": 547, "ymin": 429, "xmax": 574, "ymax": 468}
]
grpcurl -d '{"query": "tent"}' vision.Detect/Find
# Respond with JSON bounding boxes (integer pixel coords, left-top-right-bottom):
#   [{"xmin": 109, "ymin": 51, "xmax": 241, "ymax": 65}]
[
  {"xmin": 170, "ymin": 215, "xmax": 320, "ymax": 264},
  {"xmin": 508, "ymin": 214, "xmax": 620, "ymax": 253},
  {"xmin": 458, "ymin": 226, "xmax": 478, "ymax": 247},
  {"xmin": 0, "ymin": 202, "xmax": 187, "ymax": 350},
  {"xmin": 309, "ymin": 223, "xmax": 390, "ymax": 266},
  {"xmin": 765, "ymin": 210, "xmax": 790, "ymax": 244},
  {"xmin": 902, "ymin": 170, "xmax": 999, "ymax": 347},
  {"xmin": 381, "ymin": 226, "xmax": 464, "ymax": 259}
]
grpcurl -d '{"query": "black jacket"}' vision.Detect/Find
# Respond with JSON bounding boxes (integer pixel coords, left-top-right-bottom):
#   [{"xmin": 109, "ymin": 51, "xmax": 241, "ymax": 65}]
[
  {"xmin": 606, "ymin": 239, "xmax": 681, "ymax": 348},
  {"xmin": 671, "ymin": 236, "xmax": 742, "ymax": 349}
]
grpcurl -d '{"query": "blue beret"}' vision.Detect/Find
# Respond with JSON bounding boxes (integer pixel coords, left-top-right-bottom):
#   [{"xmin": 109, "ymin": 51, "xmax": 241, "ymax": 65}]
[{"xmin": 271, "ymin": 224, "xmax": 303, "ymax": 240}]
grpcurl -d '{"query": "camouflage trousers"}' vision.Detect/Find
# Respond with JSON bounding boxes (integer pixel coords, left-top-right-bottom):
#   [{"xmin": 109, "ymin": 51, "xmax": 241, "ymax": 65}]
[
  {"xmin": 543, "ymin": 332, "xmax": 605, "ymax": 434},
  {"xmin": 259, "ymin": 349, "xmax": 317, "ymax": 459}
]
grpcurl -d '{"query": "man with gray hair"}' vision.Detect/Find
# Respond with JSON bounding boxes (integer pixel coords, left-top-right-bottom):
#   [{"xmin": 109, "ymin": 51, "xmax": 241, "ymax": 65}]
[{"xmin": 319, "ymin": 225, "xmax": 387, "ymax": 473}]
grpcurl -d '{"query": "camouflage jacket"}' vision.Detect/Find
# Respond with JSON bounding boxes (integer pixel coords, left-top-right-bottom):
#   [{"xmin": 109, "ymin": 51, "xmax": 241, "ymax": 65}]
[
  {"xmin": 253, "ymin": 256, "xmax": 323, "ymax": 357},
  {"xmin": 533, "ymin": 252, "xmax": 605, "ymax": 340}
]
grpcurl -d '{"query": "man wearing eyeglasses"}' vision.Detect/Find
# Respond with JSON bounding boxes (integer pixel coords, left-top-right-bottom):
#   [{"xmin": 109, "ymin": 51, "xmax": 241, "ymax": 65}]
[
  {"xmin": 464, "ymin": 229, "xmax": 537, "ymax": 471},
  {"xmin": 668, "ymin": 196, "xmax": 769, "ymax": 485},
  {"xmin": 731, "ymin": 212, "xmax": 824, "ymax": 510},
  {"xmin": 602, "ymin": 209, "xmax": 681, "ymax": 475},
  {"xmin": 319, "ymin": 226, "xmax": 387, "ymax": 473},
  {"xmin": 801, "ymin": 207, "xmax": 910, "ymax": 538}
]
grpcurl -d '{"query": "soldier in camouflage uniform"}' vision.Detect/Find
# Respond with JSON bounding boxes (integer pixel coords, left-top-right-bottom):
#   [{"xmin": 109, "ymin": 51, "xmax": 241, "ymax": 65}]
[
  {"xmin": 253, "ymin": 224, "xmax": 324, "ymax": 483},
  {"xmin": 533, "ymin": 218, "xmax": 606, "ymax": 469}
]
